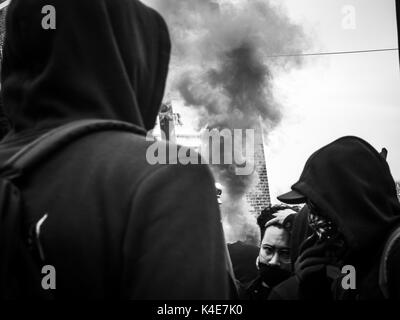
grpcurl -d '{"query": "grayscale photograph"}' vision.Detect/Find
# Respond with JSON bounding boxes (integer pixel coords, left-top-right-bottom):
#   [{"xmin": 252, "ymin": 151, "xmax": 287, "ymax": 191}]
[{"xmin": 0, "ymin": 0, "xmax": 399, "ymax": 309}]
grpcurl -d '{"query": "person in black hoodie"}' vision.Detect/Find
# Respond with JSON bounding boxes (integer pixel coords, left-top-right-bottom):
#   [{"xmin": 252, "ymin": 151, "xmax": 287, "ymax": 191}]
[
  {"xmin": 0, "ymin": 0, "xmax": 233, "ymax": 299},
  {"xmin": 278, "ymin": 136, "xmax": 400, "ymax": 300}
]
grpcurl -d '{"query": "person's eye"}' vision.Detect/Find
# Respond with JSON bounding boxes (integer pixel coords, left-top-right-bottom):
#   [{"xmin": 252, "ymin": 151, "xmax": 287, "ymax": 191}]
[
  {"xmin": 280, "ymin": 250, "xmax": 291, "ymax": 259},
  {"xmin": 263, "ymin": 246, "xmax": 274, "ymax": 255}
]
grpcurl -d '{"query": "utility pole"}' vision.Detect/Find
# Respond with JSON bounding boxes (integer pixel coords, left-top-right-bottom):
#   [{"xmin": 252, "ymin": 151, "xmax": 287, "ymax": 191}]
[
  {"xmin": 159, "ymin": 101, "xmax": 182, "ymax": 143},
  {"xmin": 0, "ymin": 1, "xmax": 10, "ymax": 11},
  {"xmin": 159, "ymin": 102, "xmax": 176, "ymax": 143}
]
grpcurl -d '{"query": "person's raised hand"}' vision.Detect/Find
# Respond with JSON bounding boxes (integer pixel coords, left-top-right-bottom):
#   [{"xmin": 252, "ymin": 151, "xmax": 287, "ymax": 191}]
[{"xmin": 294, "ymin": 234, "xmax": 334, "ymax": 299}]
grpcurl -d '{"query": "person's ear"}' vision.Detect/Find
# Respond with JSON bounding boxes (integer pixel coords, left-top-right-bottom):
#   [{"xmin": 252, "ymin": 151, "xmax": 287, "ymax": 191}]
[{"xmin": 255, "ymin": 256, "xmax": 260, "ymax": 269}]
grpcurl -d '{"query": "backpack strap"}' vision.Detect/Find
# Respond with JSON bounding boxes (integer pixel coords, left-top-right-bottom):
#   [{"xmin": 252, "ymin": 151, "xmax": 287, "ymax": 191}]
[
  {"xmin": 0, "ymin": 119, "xmax": 145, "ymax": 179},
  {"xmin": 379, "ymin": 225, "xmax": 400, "ymax": 299},
  {"xmin": 0, "ymin": 119, "xmax": 145, "ymax": 298}
]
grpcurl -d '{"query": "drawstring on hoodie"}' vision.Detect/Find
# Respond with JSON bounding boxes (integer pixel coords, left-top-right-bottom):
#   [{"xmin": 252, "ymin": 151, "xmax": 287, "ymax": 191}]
[
  {"xmin": 28, "ymin": 213, "xmax": 48, "ymax": 264},
  {"xmin": 35, "ymin": 214, "xmax": 48, "ymax": 262}
]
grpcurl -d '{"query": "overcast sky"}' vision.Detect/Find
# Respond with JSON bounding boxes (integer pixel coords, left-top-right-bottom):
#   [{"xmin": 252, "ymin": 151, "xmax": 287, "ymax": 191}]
[
  {"xmin": 144, "ymin": 0, "xmax": 400, "ymax": 203},
  {"xmin": 265, "ymin": 0, "xmax": 400, "ymax": 201}
]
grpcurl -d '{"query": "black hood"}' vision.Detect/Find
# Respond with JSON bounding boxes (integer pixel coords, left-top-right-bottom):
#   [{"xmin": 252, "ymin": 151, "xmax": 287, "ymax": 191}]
[
  {"xmin": 291, "ymin": 136, "xmax": 400, "ymax": 267},
  {"xmin": 1, "ymin": 0, "xmax": 170, "ymax": 133}
]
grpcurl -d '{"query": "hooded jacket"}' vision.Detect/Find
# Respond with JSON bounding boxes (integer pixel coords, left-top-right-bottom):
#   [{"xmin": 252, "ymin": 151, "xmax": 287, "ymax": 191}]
[
  {"xmin": 290, "ymin": 136, "xmax": 400, "ymax": 299},
  {"xmin": 0, "ymin": 0, "xmax": 231, "ymax": 299}
]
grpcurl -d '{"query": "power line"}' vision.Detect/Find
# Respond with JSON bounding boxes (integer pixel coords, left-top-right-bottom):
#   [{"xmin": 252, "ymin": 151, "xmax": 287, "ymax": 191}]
[
  {"xmin": 266, "ymin": 48, "xmax": 399, "ymax": 58},
  {"xmin": 0, "ymin": 0, "xmax": 396, "ymax": 60}
]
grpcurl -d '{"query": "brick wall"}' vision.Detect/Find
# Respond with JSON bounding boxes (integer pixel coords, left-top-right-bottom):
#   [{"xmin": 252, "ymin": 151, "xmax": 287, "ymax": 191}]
[
  {"xmin": 245, "ymin": 127, "xmax": 271, "ymax": 217},
  {"xmin": 0, "ymin": 6, "xmax": 7, "ymax": 59},
  {"xmin": 0, "ymin": 6, "xmax": 8, "ymax": 139}
]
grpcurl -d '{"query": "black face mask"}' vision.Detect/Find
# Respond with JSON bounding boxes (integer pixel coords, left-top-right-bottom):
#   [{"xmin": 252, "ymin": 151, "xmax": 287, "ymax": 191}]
[
  {"xmin": 307, "ymin": 202, "xmax": 347, "ymax": 261},
  {"xmin": 257, "ymin": 262, "xmax": 291, "ymax": 288}
]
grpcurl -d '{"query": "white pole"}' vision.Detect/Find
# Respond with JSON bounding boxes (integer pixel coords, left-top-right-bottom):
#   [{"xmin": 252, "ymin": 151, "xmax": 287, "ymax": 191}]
[{"xmin": 0, "ymin": 0, "xmax": 10, "ymax": 11}]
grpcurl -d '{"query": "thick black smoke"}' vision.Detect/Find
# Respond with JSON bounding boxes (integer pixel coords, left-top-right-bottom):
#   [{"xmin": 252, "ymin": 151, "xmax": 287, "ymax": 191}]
[
  {"xmin": 144, "ymin": 0, "xmax": 309, "ymax": 243},
  {"xmin": 178, "ymin": 41, "xmax": 280, "ymax": 130}
]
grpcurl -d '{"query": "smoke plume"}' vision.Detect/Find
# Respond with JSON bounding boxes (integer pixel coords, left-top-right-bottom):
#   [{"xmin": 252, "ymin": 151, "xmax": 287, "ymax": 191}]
[{"xmin": 144, "ymin": 0, "xmax": 309, "ymax": 244}]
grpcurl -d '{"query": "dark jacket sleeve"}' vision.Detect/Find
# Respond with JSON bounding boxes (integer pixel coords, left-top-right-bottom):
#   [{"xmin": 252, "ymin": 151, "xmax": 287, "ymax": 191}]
[
  {"xmin": 267, "ymin": 276, "xmax": 300, "ymax": 300},
  {"xmin": 121, "ymin": 163, "xmax": 232, "ymax": 299},
  {"xmin": 388, "ymin": 237, "xmax": 400, "ymax": 300}
]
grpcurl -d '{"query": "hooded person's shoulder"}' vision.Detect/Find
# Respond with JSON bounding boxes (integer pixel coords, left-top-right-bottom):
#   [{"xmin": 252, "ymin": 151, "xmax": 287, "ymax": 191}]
[{"xmin": 68, "ymin": 129, "xmax": 213, "ymax": 188}]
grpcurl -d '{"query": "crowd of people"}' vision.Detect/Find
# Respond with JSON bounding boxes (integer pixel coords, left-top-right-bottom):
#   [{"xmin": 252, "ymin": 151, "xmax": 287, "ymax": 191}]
[
  {"xmin": 0, "ymin": 0, "xmax": 399, "ymax": 300},
  {"xmin": 231, "ymin": 139, "xmax": 400, "ymax": 300}
]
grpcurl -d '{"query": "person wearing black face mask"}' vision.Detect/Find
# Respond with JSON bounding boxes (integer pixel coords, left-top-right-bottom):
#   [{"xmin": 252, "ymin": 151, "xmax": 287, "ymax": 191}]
[
  {"xmin": 242, "ymin": 205, "xmax": 297, "ymax": 300},
  {"xmin": 278, "ymin": 137, "xmax": 400, "ymax": 300},
  {"xmin": 289, "ymin": 203, "xmax": 348, "ymax": 300}
]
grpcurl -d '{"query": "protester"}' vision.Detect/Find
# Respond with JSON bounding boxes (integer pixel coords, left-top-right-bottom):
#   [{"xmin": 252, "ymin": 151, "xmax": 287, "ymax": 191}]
[
  {"xmin": 0, "ymin": 0, "xmax": 233, "ymax": 299},
  {"xmin": 278, "ymin": 136, "xmax": 400, "ymax": 299},
  {"xmin": 267, "ymin": 205, "xmax": 311, "ymax": 300},
  {"xmin": 239, "ymin": 205, "xmax": 297, "ymax": 300}
]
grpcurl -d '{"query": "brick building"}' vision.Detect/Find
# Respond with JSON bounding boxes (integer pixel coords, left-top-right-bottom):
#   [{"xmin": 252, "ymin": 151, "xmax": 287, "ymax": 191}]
[
  {"xmin": 0, "ymin": 2, "xmax": 7, "ymax": 60},
  {"xmin": 0, "ymin": 2, "xmax": 9, "ymax": 138},
  {"xmin": 245, "ymin": 127, "xmax": 271, "ymax": 216},
  {"xmin": 158, "ymin": 102, "xmax": 271, "ymax": 218}
]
